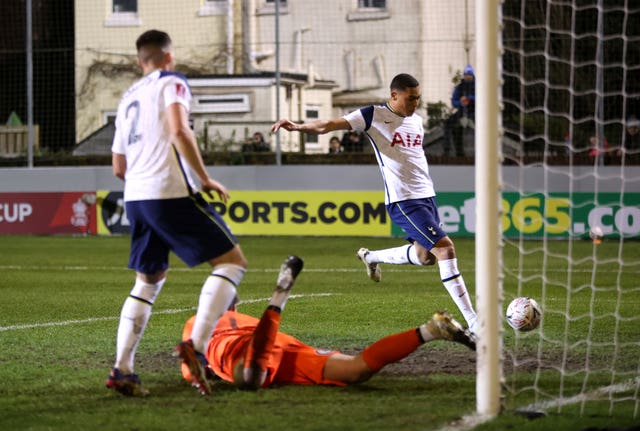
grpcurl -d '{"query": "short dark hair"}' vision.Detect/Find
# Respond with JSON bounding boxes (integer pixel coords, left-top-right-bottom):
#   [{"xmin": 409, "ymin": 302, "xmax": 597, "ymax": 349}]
[
  {"xmin": 136, "ymin": 29, "xmax": 171, "ymax": 51},
  {"xmin": 136, "ymin": 30, "xmax": 172, "ymax": 64},
  {"xmin": 390, "ymin": 73, "xmax": 420, "ymax": 92}
]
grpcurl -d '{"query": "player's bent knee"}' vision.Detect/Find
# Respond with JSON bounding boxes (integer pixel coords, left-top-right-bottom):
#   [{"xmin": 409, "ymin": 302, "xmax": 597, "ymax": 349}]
[
  {"xmin": 130, "ymin": 277, "xmax": 166, "ymax": 304},
  {"xmin": 211, "ymin": 245, "xmax": 248, "ymax": 269},
  {"xmin": 211, "ymin": 263, "xmax": 246, "ymax": 287},
  {"xmin": 422, "ymin": 251, "xmax": 437, "ymax": 266},
  {"xmin": 431, "ymin": 244, "xmax": 456, "ymax": 261},
  {"xmin": 412, "ymin": 243, "xmax": 436, "ymax": 266}
]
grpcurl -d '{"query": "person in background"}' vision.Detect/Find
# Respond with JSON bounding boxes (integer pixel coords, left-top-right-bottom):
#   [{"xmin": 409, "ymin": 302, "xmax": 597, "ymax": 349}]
[
  {"xmin": 444, "ymin": 65, "xmax": 476, "ymax": 157},
  {"xmin": 252, "ymin": 132, "xmax": 270, "ymax": 152},
  {"xmin": 328, "ymin": 136, "xmax": 344, "ymax": 154},
  {"xmin": 243, "ymin": 132, "xmax": 270, "ymax": 152},
  {"xmin": 180, "ymin": 256, "xmax": 475, "ymax": 390},
  {"xmin": 341, "ymin": 130, "xmax": 364, "ymax": 152}
]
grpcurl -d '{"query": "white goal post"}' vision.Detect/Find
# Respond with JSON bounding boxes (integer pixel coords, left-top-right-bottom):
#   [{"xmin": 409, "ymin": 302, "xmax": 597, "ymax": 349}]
[
  {"xmin": 475, "ymin": 0, "xmax": 503, "ymax": 418},
  {"xmin": 476, "ymin": 0, "xmax": 640, "ymax": 420}
]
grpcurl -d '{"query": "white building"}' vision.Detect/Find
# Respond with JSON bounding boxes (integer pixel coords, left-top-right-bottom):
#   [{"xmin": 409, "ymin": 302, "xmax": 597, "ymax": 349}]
[{"xmin": 75, "ymin": 0, "xmax": 474, "ymax": 154}]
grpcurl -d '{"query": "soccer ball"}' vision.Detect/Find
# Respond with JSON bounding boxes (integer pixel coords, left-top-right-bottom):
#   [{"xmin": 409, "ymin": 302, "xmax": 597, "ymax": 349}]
[
  {"xmin": 589, "ymin": 225, "xmax": 603, "ymax": 241},
  {"xmin": 506, "ymin": 297, "xmax": 541, "ymax": 331}
]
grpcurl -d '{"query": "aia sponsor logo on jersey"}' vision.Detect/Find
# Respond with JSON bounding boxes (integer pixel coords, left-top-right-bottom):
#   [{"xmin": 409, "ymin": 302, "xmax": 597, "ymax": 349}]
[
  {"xmin": 390, "ymin": 132, "xmax": 423, "ymax": 148},
  {"xmin": 175, "ymin": 83, "xmax": 186, "ymax": 98}
]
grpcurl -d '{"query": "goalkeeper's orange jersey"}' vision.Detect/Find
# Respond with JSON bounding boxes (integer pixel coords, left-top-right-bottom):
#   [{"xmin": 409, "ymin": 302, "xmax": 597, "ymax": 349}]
[{"xmin": 182, "ymin": 311, "xmax": 346, "ymax": 387}]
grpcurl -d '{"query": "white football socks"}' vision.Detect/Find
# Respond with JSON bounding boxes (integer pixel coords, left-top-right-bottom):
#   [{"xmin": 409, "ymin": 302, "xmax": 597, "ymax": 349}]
[
  {"xmin": 114, "ymin": 277, "xmax": 166, "ymax": 374},
  {"xmin": 438, "ymin": 258, "xmax": 477, "ymax": 328},
  {"xmin": 367, "ymin": 244, "xmax": 424, "ymax": 265},
  {"xmin": 190, "ymin": 263, "xmax": 246, "ymax": 353},
  {"xmin": 269, "ymin": 289, "xmax": 289, "ymax": 310},
  {"xmin": 418, "ymin": 324, "xmax": 436, "ymax": 342}
]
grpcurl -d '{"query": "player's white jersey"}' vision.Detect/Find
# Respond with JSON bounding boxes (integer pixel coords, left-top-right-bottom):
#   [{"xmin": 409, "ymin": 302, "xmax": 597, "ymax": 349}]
[
  {"xmin": 343, "ymin": 105, "xmax": 435, "ymax": 204},
  {"xmin": 111, "ymin": 70, "xmax": 198, "ymax": 201}
]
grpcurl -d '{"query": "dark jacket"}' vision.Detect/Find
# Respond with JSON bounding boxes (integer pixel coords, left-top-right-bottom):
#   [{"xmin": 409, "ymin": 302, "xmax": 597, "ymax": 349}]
[
  {"xmin": 451, "ymin": 65, "xmax": 475, "ymax": 117},
  {"xmin": 451, "ymin": 79, "xmax": 475, "ymax": 116}
]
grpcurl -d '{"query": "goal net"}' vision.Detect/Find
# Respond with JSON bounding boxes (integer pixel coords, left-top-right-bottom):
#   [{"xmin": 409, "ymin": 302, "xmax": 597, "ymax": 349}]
[{"xmin": 496, "ymin": 0, "xmax": 640, "ymax": 418}]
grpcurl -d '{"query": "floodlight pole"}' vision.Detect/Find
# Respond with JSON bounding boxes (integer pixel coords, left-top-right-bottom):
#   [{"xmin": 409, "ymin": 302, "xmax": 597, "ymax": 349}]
[
  {"xmin": 595, "ymin": 0, "xmax": 605, "ymax": 166},
  {"xmin": 26, "ymin": 0, "xmax": 34, "ymax": 168},
  {"xmin": 274, "ymin": 0, "xmax": 282, "ymax": 166},
  {"xmin": 475, "ymin": 0, "xmax": 503, "ymax": 418}
]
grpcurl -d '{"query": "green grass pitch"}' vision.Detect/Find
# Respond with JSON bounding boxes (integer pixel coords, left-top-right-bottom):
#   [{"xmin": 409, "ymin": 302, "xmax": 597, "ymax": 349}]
[{"xmin": 0, "ymin": 235, "xmax": 637, "ymax": 430}]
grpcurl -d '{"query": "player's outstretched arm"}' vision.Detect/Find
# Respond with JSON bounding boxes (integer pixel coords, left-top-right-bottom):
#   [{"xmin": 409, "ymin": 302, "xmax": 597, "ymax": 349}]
[{"xmin": 271, "ymin": 118, "xmax": 351, "ymax": 135}]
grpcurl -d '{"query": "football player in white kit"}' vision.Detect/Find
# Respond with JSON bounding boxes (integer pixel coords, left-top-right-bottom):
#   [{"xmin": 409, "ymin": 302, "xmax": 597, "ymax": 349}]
[
  {"xmin": 107, "ymin": 30, "xmax": 247, "ymax": 396},
  {"xmin": 271, "ymin": 74, "xmax": 478, "ymax": 335}
]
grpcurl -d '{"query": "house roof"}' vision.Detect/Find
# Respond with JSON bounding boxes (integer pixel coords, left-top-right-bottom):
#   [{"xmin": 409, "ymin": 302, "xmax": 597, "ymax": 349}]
[
  {"xmin": 332, "ymin": 90, "xmax": 387, "ymax": 107},
  {"xmin": 187, "ymin": 71, "xmax": 338, "ymax": 89},
  {"xmin": 73, "ymin": 122, "xmax": 114, "ymax": 156}
]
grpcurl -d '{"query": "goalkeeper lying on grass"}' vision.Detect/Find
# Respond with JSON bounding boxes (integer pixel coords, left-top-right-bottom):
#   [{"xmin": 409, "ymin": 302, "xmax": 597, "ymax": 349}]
[{"xmin": 179, "ymin": 256, "xmax": 476, "ymax": 394}]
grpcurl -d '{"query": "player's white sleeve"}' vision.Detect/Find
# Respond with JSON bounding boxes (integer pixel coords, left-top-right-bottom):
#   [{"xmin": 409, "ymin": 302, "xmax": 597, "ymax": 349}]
[
  {"xmin": 342, "ymin": 109, "xmax": 367, "ymax": 132},
  {"xmin": 162, "ymin": 77, "xmax": 191, "ymax": 111},
  {"xmin": 111, "ymin": 108, "xmax": 126, "ymax": 155}
]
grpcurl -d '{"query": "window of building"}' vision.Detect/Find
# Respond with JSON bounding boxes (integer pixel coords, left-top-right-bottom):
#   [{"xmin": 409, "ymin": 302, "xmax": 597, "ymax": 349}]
[
  {"xmin": 105, "ymin": 0, "xmax": 140, "ymax": 26},
  {"xmin": 358, "ymin": 0, "xmax": 386, "ymax": 8},
  {"xmin": 191, "ymin": 94, "xmax": 251, "ymax": 114},
  {"xmin": 198, "ymin": 0, "xmax": 228, "ymax": 16},
  {"xmin": 348, "ymin": 0, "xmax": 389, "ymax": 21},
  {"xmin": 257, "ymin": 0, "xmax": 288, "ymax": 16},
  {"xmin": 113, "ymin": 0, "xmax": 137, "ymax": 13},
  {"xmin": 304, "ymin": 106, "xmax": 320, "ymax": 146}
]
